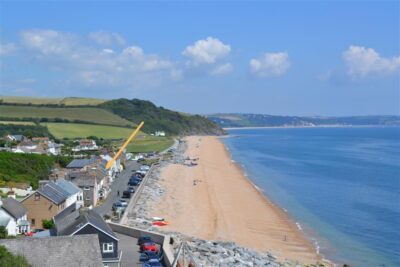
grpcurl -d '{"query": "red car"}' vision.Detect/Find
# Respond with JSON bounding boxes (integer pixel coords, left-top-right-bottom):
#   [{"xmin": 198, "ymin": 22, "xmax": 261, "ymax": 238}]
[{"xmin": 140, "ymin": 242, "xmax": 159, "ymax": 253}]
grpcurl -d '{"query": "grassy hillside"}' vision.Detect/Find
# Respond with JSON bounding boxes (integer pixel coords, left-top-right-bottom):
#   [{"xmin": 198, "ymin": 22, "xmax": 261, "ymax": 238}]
[
  {"xmin": 0, "ymin": 96, "xmax": 224, "ymax": 136},
  {"xmin": 125, "ymin": 136, "xmax": 174, "ymax": 153},
  {"xmin": 0, "ymin": 105, "xmax": 133, "ymax": 126},
  {"xmin": 100, "ymin": 98, "xmax": 224, "ymax": 135},
  {"xmin": 42, "ymin": 123, "xmax": 137, "ymax": 139},
  {"xmin": 0, "ymin": 152, "xmax": 72, "ymax": 189},
  {"xmin": 0, "ymin": 96, "xmax": 106, "ymax": 106}
]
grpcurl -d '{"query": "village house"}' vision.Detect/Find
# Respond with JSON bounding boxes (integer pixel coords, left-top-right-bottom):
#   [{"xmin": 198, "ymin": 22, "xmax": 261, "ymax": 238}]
[
  {"xmin": 5, "ymin": 134, "xmax": 26, "ymax": 142},
  {"xmin": 66, "ymin": 157, "xmax": 99, "ymax": 170},
  {"xmin": 72, "ymin": 139, "xmax": 99, "ymax": 152},
  {"xmin": 0, "ymin": 197, "xmax": 30, "ymax": 236},
  {"xmin": 54, "ymin": 207, "xmax": 121, "ymax": 267},
  {"xmin": 21, "ymin": 180, "xmax": 80, "ymax": 229},
  {"xmin": 67, "ymin": 170, "xmax": 100, "ymax": 207}
]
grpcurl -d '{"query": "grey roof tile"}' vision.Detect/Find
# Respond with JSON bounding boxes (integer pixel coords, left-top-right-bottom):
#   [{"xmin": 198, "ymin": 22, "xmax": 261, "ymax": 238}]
[
  {"xmin": 1, "ymin": 197, "xmax": 27, "ymax": 219},
  {"xmin": 0, "ymin": 235, "xmax": 103, "ymax": 267}
]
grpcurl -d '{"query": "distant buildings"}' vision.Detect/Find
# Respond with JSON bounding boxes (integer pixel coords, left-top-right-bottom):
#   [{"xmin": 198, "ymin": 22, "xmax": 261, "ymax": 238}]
[
  {"xmin": 5, "ymin": 135, "xmax": 62, "ymax": 155},
  {"xmin": 154, "ymin": 131, "xmax": 166, "ymax": 137},
  {"xmin": 72, "ymin": 139, "xmax": 98, "ymax": 152}
]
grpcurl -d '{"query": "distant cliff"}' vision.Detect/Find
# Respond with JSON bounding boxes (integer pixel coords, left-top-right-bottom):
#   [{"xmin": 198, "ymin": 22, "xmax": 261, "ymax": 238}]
[{"xmin": 207, "ymin": 114, "xmax": 400, "ymax": 128}]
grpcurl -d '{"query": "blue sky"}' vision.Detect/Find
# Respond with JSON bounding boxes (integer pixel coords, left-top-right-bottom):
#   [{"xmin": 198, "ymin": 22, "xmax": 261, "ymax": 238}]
[{"xmin": 0, "ymin": 1, "xmax": 399, "ymax": 116}]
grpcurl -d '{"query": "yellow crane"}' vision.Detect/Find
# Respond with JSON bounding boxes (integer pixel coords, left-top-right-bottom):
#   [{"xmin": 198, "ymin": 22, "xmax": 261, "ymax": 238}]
[{"xmin": 105, "ymin": 121, "xmax": 144, "ymax": 169}]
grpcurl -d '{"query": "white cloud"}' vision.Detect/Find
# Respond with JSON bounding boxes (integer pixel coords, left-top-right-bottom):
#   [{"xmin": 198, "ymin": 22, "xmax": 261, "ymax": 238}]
[
  {"xmin": 0, "ymin": 42, "xmax": 17, "ymax": 56},
  {"xmin": 250, "ymin": 52, "xmax": 290, "ymax": 77},
  {"xmin": 211, "ymin": 63, "xmax": 233, "ymax": 76},
  {"xmin": 183, "ymin": 37, "xmax": 231, "ymax": 65},
  {"xmin": 88, "ymin": 31, "xmax": 126, "ymax": 46},
  {"xmin": 342, "ymin": 45, "xmax": 400, "ymax": 78},
  {"xmin": 19, "ymin": 29, "xmax": 177, "ymax": 87}
]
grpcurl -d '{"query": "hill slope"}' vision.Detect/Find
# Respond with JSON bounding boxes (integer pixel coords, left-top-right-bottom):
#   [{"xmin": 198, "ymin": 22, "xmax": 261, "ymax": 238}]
[
  {"xmin": 208, "ymin": 113, "xmax": 400, "ymax": 128},
  {"xmin": 0, "ymin": 97, "xmax": 224, "ymax": 136},
  {"xmin": 0, "ymin": 105, "xmax": 133, "ymax": 127},
  {"xmin": 100, "ymin": 98, "xmax": 224, "ymax": 135}
]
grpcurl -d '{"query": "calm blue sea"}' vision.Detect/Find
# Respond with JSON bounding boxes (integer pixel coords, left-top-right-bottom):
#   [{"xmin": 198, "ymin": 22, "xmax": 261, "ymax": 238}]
[{"xmin": 222, "ymin": 127, "xmax": 400, "ymax": 267}]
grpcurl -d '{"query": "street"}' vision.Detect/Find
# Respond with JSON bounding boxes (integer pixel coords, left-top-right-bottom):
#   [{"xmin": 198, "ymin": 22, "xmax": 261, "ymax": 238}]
[{"xmin": 94, "ymin": 160, "xmax": 139, "ymax": 216}]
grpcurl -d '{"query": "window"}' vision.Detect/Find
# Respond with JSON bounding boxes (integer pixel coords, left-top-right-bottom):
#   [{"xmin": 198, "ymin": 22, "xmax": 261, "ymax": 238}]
[
  {"xmin": 34, "ymin": 193, "xmax": 40, "ymax": 201},
  {"xmin": 83, "ymin": 186, "xmax": 90, "ymax": 191},
  {"xmin": 102, "ymin": 242, "xmax": 114, "ymax": 253},
  {"xmin": 31, "ymin": 219, "xmax": 35, "ymax": 226}
]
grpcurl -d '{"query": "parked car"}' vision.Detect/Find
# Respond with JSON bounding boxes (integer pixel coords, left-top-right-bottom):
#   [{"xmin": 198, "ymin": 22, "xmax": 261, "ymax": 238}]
[
  {"xmin": 128, "ymin": 179, "xmax": 140, "ymax": 186},
  {"xmin": 136, "ymin": 170, "xmax": 147, "ymax": 176},
  {"xmin": 128, "ymin": 187, "xmax": 135, "ymax": 194},
  {"xmin": 113, "ymin": 201, "xmax": 126, "ymax": 210},
  {"xmin": 119, "ymin": 199, "xmax": 128, "ymax": 206},
  {"xmin": 132, "ymin": 174, "xmax": 143, "ymax": 180},
  {"xmin": 137, "ymin": 236, "xmax": 152, "ymax": 246},
  {"xmin": 122, "ymin": 190, "xmax": 131, "ymax": 198},
  {"xmin": 143, "ymin": 259, "xmax": 163, "ymax": 267},
  {"xmin": 140, "ymin": 165, "xmax": 150, "ymax": 171},
  {"xmin": 139, "ymin": 251, "xmax": 159, "ymax": 262},
  {"xmin": 140, "ymin": 242, "xmax": 159, "ymax": 253}
]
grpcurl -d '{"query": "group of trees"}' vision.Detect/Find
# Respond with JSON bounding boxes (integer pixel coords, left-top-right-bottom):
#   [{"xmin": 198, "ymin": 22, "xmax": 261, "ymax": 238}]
[
  {"xmin": 100, "ymin": 98, "xmax": 224, "ymax": 135},
  {"xmin": 0, "ymin": 152, "xmax": 72, "ymax": 189},
  {"xmin": 0, "ymin": 125, "xmax": 53, "ymax": 139}
]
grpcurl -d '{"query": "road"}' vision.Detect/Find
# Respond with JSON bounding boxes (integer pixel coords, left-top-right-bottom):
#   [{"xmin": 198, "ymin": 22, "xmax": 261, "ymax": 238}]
[{"xmin": 94, "ymin": 160, "xmax": 139, "ymax": 216}]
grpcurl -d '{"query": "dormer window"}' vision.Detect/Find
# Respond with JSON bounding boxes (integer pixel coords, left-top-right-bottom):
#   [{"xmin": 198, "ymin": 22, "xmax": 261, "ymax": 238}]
[{"xmin": 102, "ymin": 242, "xmax": 114, "ymax": 253}]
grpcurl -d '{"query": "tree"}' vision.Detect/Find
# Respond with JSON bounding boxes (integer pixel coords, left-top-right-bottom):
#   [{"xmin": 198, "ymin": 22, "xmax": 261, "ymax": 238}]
[
  {"xmin": 42, "ymin": 219, "xmax": 54, "ymax": 229},
  {"xmin": 0, "ymin": 226, "xmax": 7, "ymax": 239},
  {"xmin": 0, "ymin": 245, "xmax": 31, "ymax": 267}
]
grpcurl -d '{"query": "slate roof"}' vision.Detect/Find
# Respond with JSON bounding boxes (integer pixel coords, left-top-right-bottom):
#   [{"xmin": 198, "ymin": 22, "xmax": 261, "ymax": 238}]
[
  {"xmin": 55, "ymin": 179, "xmax": 81, "ymax": 195},
  {"xmin": 55, "ymin": 208, "xmax": 117, "ymax": 240},
  {"xmin": 66, "ymin": 157, "xmax": 98, "ymax": 169},
  {"xmin": 13, "ymin": 134, "xmax": 24, "ymax": 141},
  {"xmin": 37, "ymin": 181, "xmax": 70, "ymax": 205},
  {"xmin": 0, "ymin": 235, "xmax": 103, "ymax": 267},
  {"xmin": 1, "ymin": 197, "xmax": 27, "ymax": 219},
  {"xmin": 72, "ymin": 171, "xmax": 98, "ymax": 187}
]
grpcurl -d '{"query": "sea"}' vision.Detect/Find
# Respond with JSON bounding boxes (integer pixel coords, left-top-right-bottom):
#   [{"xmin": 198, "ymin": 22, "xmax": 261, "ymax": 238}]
[{"xmin": 221, "ymin": 127, "xmax": 400, "ymax": 267}]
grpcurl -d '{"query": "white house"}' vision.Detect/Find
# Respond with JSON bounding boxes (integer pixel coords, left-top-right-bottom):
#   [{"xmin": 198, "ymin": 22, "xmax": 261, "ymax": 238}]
[
  {"xmin": 0, "ymin": 198, "xmax": 30, "ymax": 236},
  {"xmin": 55, "ymin": 179, "xmax": 84, "ymax": 208},
  {"xmin": 155, "ymin": 131, "xmax": 166, "ymax": 137}
]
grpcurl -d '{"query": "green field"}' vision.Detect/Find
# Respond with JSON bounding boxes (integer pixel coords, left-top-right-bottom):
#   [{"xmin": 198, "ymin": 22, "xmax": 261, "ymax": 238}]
[
  {"xmin": 42, "ymin": 123, "xmax": 137, "ymax": 139},
  {"xmin": 0, "ymin": 96, "xmax": 106, "ymax": 106},
  {"xmin": 0, "ymin": 121, "xmax": 35, "ymax": 125},
  {"xmin": 126, "ymin": 136, "xmax": 174, "ymax": 153},
  {"xmin": 0, "ymin": 105, "xmax": 133, "ymax": 126}
]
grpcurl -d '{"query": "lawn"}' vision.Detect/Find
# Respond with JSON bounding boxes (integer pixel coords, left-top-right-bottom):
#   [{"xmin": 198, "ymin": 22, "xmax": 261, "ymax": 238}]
[
  {"xmin": 125, "ymin": 136, "xmax": 174, "ymax": 153},
  {"xmin": 0, "ymin": 105, "xmax": 133, "ymax": 126},
  {"xmin": 42, "ymin": 123, "xmax": 138, "ymax": 139}
]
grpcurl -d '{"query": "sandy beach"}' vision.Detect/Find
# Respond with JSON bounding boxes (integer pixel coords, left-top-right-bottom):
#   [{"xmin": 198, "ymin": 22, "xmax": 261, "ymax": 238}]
[{"xmin": 150, "ymin": 136, "xmax": 322, "ymax": 264}]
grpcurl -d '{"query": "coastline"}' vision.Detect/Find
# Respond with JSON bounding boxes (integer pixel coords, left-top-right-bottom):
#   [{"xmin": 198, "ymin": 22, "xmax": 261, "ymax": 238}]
[
  {"xmin": 223, "ymin": 124, "xmax": 397, "ymax": 130},
  {"xmin": 149, "ymin": 136, "xmax": 327, "ymax": 265}
]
